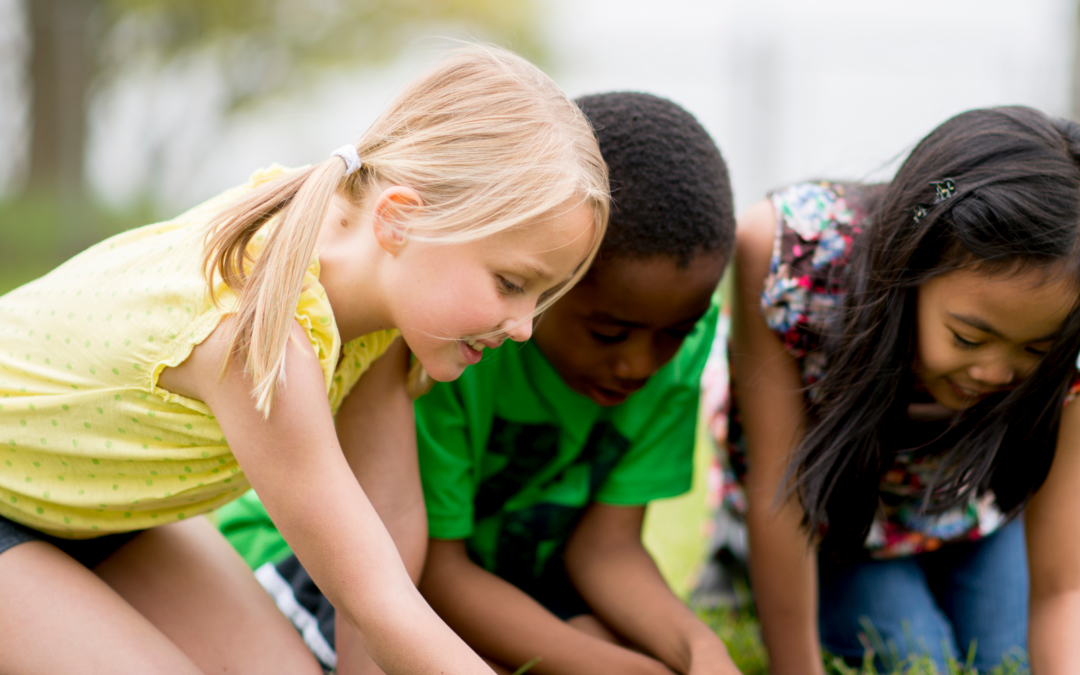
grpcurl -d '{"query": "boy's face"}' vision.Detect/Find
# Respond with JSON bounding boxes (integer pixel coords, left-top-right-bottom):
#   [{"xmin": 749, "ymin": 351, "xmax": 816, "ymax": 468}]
[{"xmin": 532, "ymin": 251, "xmax": 725, "ymax": 406}]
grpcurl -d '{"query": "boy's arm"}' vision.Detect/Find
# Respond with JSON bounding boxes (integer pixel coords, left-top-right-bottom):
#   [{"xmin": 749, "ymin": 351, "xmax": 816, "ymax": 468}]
[
  {"xmin": 564, "ymin": 503, "xmax": 740, "ymax": 675},
  {"xmin": 420, "ymin": 537, "xmax": 675, "ymax": 675}
]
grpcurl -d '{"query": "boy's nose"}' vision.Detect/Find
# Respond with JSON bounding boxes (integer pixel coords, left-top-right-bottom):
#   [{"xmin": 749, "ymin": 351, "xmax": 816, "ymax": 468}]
[{"xmin": 613, "ymin": 344, "xmax": 657, "ymax": 382}]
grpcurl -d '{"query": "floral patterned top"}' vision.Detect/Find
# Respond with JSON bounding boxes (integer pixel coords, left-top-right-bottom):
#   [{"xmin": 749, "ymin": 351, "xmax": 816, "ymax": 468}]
[{"xmin": 717, "ymin": 181, "xmax": 1078, "ymax": 559}]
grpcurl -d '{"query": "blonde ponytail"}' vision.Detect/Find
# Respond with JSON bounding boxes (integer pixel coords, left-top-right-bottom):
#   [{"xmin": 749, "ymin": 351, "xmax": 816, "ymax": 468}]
[{"xmin": 204, "ymin": 157, "xmax": 349, "ymax": 416}]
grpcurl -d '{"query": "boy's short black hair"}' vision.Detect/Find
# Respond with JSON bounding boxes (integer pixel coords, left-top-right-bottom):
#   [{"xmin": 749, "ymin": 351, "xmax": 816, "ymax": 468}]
[{"xmin": 575, "ymin": 92, "xmax": 734, "ymax": 267}]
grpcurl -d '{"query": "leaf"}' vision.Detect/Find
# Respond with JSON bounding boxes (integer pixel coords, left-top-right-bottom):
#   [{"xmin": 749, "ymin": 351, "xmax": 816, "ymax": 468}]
[{"xmin": 511, "ymin": 656, "xmax": 542, "ymax": 675}]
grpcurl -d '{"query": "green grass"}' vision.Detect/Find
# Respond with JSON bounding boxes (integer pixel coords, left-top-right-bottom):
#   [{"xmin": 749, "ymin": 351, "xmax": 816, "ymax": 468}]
[{"xmin": 695, "ymin": 606, "xmax": 1030, "ymax": 675}]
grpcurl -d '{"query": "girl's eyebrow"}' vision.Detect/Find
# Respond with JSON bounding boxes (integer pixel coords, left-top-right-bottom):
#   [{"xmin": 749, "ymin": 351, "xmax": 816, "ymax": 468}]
[
  {"xmin": 507, "ymin": 257, "xmax": 552, "ymax": 281},
  {"xmin": 587, "ymin": 308, "xmax": 708, "ymax": 330},
  {"xmin": 949, "ymin": 312, "xmax": 1060, "ymax": 343}
]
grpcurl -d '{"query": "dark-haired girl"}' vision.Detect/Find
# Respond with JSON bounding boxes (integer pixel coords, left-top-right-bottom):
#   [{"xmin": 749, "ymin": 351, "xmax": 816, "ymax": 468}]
[{"xmin": 725, "ymin": 106, "xmax": 1080, "ymax": 674}]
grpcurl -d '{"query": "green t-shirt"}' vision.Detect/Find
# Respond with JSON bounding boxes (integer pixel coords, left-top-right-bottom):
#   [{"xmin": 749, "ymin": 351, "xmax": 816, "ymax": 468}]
[
  {"xmin": 217, "ymin": 302, "xmax": 717, "ymax": 575},
  {"xmin": 418, "ymin": 301, "xmax": 717, "ymax": 592}
]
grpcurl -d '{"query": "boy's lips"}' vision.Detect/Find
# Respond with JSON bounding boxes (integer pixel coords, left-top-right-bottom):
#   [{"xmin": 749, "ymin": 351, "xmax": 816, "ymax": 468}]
[
  {"xmin": 588, "ymin": 385, "xmax": 628, "ymax": 405},
  {"xmin": 586, "ymin": 382, "xmax": 644, "ymax": 406}
]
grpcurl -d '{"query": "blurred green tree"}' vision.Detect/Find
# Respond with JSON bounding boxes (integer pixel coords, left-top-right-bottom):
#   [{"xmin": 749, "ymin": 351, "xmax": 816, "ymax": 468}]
[{"xmin": 25, "ymin": 0, "xmax": 543, "ymax": 201}]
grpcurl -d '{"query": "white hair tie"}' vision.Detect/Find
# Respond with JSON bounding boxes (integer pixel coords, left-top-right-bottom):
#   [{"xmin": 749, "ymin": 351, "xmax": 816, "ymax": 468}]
[{"xmin": 331, "ymin": 144, "xmax": 363, "ymax": 176}]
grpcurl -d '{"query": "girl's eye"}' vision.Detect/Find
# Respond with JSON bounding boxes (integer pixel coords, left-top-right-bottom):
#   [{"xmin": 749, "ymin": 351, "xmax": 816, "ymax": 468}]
[
  {"xmin": 1026, "ymin": 346, "xmax": 1049, "ymax": 357},
  {"xmin": 498, "ymin": 276, "xmax": 525, "ymax": 295},
  {"xmin": 951, "ymin": 332, "xmax": 983, "ymax": 350},
  {"xmin": 591, "ymin": 331, "xmax": 627, "ymax": 345}
]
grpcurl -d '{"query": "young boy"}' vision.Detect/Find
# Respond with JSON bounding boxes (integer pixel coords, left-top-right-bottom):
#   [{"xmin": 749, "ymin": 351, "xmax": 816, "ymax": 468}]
[{"xmin": 219, "ymin": 92, "xmax": 738, "ymax": 674}]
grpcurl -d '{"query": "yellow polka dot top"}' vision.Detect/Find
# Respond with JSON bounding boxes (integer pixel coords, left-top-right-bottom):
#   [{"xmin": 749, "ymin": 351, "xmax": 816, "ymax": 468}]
[{"xmin": 0, "ymin": 166, "xmax": 398, "ymax": 538}]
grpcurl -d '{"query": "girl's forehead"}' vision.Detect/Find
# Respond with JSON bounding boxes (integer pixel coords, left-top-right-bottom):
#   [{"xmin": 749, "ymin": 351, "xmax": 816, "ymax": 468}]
[
  {"xmin": 482, "ymin": 204, "xmax": 597, "ymax": 258},
  {"xmin": 922, "ymin": 266, "xmax": 1079, "ymax": 342}
]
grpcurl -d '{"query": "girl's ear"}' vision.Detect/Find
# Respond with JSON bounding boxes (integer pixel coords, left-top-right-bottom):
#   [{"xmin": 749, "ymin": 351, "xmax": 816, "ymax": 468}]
[{"xmin": 372, "ymin": 186, "xmax": 423, "ymax": 255}]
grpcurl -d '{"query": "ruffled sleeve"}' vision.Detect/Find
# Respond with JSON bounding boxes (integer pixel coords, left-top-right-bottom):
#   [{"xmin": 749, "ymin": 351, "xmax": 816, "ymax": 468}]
[{"xmin": 762, "ymin": 183, "xmax": 859, "ymax": 381}]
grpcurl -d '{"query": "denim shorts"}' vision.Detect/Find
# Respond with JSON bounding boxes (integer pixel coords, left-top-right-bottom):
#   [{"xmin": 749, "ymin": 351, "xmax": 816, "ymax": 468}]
[
  {"xmin": 818, "ymin": 517, "xmax": 1028, "ymax": 673},
  {"xmin": 0, "ymin": 511, "xmax": 141, "ymax": 569}
]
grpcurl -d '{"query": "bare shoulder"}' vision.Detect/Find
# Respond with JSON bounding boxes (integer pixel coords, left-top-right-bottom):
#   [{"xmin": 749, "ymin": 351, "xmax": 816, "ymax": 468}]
[{"xmin": 733, "ymin": 199, "xmax": 778, "ymax": 300}]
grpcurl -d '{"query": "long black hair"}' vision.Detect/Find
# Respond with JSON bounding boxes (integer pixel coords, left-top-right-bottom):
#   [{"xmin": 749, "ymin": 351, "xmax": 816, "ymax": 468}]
[{"xmin": 791, "ymin": 107, "xmax": 1080, "ymax": 556}]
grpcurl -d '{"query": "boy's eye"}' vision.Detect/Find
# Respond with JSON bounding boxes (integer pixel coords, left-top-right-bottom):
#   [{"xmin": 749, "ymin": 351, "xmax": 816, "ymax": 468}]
[
  {"xmin": 664, "ymin": 328, "xmax": 693, "ymax": 340},
  {"xmin": 498, "ymin": 276, "xmax": 525, "ymax": 295},
  {"xmin": 591, "ymin": 330, "xmax": 627, "ymax": 345}
]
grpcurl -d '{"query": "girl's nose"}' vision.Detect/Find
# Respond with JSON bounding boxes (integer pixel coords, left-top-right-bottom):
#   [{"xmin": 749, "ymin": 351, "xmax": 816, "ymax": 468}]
[
  {"xmin": 969, "ymin": 359, "xmax": 1016, "ymax": 387},
  {"xmin": 502, "ymin": 316, "xmax": 533, "ymax": 343}
]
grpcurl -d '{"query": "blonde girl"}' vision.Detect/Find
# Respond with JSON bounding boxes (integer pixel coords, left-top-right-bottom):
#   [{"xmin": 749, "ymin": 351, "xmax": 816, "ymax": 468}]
[{"xmin": 0, "ymin": 45, "xmax": 608, "ymax": 675}]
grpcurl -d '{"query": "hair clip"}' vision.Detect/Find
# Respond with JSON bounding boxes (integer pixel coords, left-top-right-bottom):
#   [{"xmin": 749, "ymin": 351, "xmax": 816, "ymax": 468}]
[
  {"xmin": 930, "ymin": 178, "xmax": 956, "ymax": 203},
  {"xmin": 912, "ymin": 204, "xmax": 928, "ymax": 224}
]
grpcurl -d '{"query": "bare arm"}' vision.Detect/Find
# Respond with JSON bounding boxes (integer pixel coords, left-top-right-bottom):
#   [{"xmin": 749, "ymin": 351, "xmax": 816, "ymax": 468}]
[
  {"xmin": 564, "ymin": 503, "xmax": 740, "ymax": 674},
  {"xmin": 1025, "ymin": 399, "xmax": 1080, "ymax": 674},
  {"xmin": 159, "ymin": 320, "xmax": 494, "ymax": 675},
  {"xmin": 420, "ymin": 537, "xmax": 673, "ymax": 675},
  {"xmin": 335, "ymin": 337, "xmax": 426, "ymax": 582},
  {"xmin": 729, "ymin": 200, "xmax": 823, "ymax": 675}
]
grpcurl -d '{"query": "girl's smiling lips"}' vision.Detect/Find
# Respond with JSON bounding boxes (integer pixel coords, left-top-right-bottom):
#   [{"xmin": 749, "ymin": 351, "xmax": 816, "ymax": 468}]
[
  {"xmin": 459, "ymin": 339, "xmax": 483, "ymax": 364},
  {"xmin": 946, "ymin": 377, "xmax": 998, "ymax": 400},
  {"xmin": 459, "ymin": 337, "xmax": 505, "ymax": 365}
]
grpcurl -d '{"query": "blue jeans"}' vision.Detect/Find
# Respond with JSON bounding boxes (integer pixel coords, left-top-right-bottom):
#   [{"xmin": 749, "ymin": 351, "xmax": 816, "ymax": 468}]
[{"xmin": 818, "ymin": 518, "xmax": 1028, "ymax": 672}]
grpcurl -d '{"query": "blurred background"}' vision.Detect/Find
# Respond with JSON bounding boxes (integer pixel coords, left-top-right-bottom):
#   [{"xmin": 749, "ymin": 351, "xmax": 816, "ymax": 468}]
[{"xmin": 1, "ymin": 0, "xmax": 1077, "ymax": 294}]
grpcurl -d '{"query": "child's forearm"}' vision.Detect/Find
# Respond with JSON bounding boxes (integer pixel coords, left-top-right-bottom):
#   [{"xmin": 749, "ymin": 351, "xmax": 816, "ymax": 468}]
[
  {"xmin": 1029, "ymin": 589, "xmax": 1080, "ymax": 674},
  {"xmin": 205, "ymin": 326, "xmax": 492, "ymax": 675},
  {"xmin": 744, "ymin": 502, "xmax": 822, "ymax": 675},
  {"xmin": 336, "ymin": 337, "xmax": 428, "ymax": 581},
  {"xmin": 420, "ymin": 539, "xmax": 673, "ymax": 675},
  {"xmin": 564, "ymin": 504, "xmax": 740, "ymax": 675},
  {"xmin": 260, "ymin": 456, "xmax": 490, "ymax": 675}
]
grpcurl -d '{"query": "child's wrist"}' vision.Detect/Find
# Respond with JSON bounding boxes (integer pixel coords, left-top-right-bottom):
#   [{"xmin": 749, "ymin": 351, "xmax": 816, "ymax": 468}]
[{"xmin": 686, "ymin": 630, "xmax": 731, "ymax": 666}]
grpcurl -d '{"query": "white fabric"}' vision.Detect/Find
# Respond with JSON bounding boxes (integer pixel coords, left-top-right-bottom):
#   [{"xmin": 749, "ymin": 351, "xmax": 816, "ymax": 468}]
[
  {"xmin": 331, "ymin": 144, "xmax": 363, "ymax": 176},
  {"xmin": 255, "ymin": 562, "xmax": 338, "ymax": 669}
]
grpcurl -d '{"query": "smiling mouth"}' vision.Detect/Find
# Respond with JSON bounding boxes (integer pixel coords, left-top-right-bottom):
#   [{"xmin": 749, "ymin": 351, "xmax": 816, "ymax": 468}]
[
  {"xmin": 947, "ymin": 378, "xmax": 996, "ymax": 399},
  {"xmin": 459, "ymin": 339, "xmax": 484, "ymax": 365},
  {"xmin": 587, "ymin": 382, "xmax": 646, "ymax": 406}
]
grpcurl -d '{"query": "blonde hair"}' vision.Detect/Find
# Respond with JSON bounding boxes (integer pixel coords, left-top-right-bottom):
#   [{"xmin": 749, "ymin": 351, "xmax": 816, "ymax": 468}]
[{"xmin": 204, "ymin": 45, "xmax": 609, "ymax": 414}]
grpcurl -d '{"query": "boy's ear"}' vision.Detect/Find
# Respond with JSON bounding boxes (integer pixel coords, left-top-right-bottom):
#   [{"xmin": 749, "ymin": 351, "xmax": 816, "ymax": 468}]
[{"xmin": 372, "ymin": 186, "xmax": 423, "ymax": 255}]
